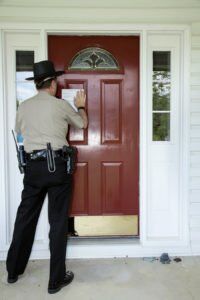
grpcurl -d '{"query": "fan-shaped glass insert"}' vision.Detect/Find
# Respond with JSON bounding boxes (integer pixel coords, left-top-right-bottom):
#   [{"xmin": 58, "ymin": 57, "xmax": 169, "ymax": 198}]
[{"xmin": 68, "ymin": 47, "xmax": 120, "ymax": 71}]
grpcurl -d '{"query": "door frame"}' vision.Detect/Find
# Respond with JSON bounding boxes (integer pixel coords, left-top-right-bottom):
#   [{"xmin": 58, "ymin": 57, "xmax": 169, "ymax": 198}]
[
  {"xmin": 43, "ymin": 27, "xmax": 189, "ymax": 248},
  {"xmin": 0, "ymin": 24, "xmax": 190, "ymax": 259},
  {"xmin": 45, "ymin": 30, "xmax": 145, "ymax": 244}
]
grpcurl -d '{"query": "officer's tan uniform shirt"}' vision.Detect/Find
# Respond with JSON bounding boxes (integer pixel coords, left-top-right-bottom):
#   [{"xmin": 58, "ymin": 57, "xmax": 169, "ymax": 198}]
[{"xmin": 15, "ymin": 90, "xmax": 84, "ymax": 153}]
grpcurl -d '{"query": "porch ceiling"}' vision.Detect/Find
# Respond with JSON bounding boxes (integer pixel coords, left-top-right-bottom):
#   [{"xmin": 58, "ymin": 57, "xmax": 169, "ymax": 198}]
[
  {"xmin": 1, "ymin": 0, "xmax": 200, "ymax": 9},
  {"xmin": 0, "ymin": 0, "xmax": 200, "ymax": 24}
]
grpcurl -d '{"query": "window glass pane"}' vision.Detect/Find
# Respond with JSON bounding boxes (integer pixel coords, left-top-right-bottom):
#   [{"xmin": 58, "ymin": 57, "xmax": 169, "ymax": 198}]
[
  {"xmin": 16, "ymin": 82, "xmax": 36, "ymax": 108},
  {"xmin": 16, "ymin": 51, "xmax": 34, "ymax": 71},
  {"xmin": 153, "ymin": 51, "xmax": 171, "ymax": 111},
  {"xmin": 68, "ymin": 47, "xmax": 120, "ymax": 71},
  {"xmin": 17, "ymin": 134, "xmax": 24, "ymax": 144},
  {"xmin": 153, "ymin": 112, "xmax": 170, "ymax": 141},
  {"xmin": 16, "ymin": 50, "xmax": 36, "ymax": 108},
  {"xmin": 16, "ymin": 71, "xmax": 33, "ymax": 82}
]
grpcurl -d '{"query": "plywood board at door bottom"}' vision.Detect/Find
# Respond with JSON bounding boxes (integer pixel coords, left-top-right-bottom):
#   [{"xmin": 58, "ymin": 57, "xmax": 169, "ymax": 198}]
[{"xmin": 74, "ymin": 215, "xmax": 138, "ymax": 236}]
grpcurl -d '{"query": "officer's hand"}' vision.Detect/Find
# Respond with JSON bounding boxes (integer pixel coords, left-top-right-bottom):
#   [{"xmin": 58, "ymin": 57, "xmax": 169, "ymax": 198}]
[{"xmin": 74, "ymin": 90, "xmax": 86, "ymax": 109}]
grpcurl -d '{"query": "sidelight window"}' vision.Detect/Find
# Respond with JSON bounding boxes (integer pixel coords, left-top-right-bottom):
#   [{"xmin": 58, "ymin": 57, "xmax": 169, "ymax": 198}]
[
  {"xmin": 16, "ymin": 50, "xmax": 36, "ymax": 142},
  {"xmin": 152, "ymin": 51, "xmax": 171, "ymax": 141},
  {"xmin": 16, "ymin": 50, "xmax": 35, "ymax": 109}
]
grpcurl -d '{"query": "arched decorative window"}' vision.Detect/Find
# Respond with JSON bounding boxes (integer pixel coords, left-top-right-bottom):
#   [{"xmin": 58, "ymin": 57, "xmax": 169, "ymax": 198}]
[{"xmin": 68, "ymin": 47, "xmax": 120, "ymax": 71}]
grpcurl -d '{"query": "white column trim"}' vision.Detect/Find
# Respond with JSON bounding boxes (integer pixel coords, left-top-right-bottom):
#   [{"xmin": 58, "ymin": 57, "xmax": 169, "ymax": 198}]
[
  {"xmin": 139, "ymin": 29, "xmax": 148, "ymax": 246},
  {"xmin": 181, "ymin": 27, "xmax": 192, "ymax": 249},
  {"xmin": 0, "ymin": 30, "xmax": 9, "ymax": 252}
]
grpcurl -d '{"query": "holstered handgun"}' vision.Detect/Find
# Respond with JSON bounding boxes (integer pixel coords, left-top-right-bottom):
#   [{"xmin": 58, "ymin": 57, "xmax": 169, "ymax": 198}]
[{"xmin": 12, "ymin": 130, "xmax": 26, "ymax": 174}]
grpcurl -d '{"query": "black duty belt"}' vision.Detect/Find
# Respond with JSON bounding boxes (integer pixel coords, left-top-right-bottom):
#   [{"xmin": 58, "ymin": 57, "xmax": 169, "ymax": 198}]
[
  {"xmin": 24, "ymin": 145, "xmax": 77, "ymax": 174},
  {"xmin": 26, "ymin": 149, "xmax": 63, "ymax": 161}
]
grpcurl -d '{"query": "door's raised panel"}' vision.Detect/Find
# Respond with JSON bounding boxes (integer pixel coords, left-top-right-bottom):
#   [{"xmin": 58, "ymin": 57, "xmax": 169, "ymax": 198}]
[
  {"xmin": 102, "ymin": 162, "xmax": 122, "ymax": 214},
  {"xmin": 70, "ymin": 162, "xmax": 88, "ymax": 215},
  {"xmin": 64, "ymin": 80, "xmax": 88, "ymax": 144},
  {"xmin": 101, "ymin": 80, "xmax": 122, "ymax": 144}
]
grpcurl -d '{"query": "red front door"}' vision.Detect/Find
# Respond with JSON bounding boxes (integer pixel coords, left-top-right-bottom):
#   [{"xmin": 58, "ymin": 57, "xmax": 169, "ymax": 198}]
[{"xmin": 48, "ymin": 36, "xmax": 139, "ymax": 217}]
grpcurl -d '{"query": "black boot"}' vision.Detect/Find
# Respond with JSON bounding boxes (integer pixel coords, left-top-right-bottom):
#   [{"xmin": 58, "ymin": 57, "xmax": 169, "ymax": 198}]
[
  {"xmin": 48, "ymin": 271, "xmax": 74, "ymax": 294},
  {"xmin": 7, "ymin": 274, "xmax": 18, "ymax": 283}
]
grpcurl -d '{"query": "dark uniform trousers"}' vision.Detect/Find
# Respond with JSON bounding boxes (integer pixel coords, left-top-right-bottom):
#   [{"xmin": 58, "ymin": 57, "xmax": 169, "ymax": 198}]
[{"xmin": 6, "ymin": 156, "xmax": 73, "ymax": 284}]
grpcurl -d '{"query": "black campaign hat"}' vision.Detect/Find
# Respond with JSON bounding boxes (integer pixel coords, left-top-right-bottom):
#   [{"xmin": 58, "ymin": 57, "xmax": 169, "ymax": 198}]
[{"xmin": 25, "ymin": 60, "xmax": 65, "ymax": 81}]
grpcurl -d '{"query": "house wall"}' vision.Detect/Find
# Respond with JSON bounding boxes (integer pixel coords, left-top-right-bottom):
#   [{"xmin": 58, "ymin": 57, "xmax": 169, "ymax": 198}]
[{"xmin": 0, "ymin": 0, "xmax": 200, "ymax": 259}]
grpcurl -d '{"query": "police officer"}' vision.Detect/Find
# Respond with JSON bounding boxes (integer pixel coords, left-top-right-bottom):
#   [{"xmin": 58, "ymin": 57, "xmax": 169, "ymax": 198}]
[{"xmin": 6, "ymin": 60, "xmax": 88, "ymax": 294}]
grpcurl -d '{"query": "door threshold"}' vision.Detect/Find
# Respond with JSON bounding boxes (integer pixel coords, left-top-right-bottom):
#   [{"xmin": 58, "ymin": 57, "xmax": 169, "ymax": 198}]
[
  {"xmin": 68, "ymin": 235, "xmax": 139, "ymax": 239},
  {"xmin": 69, "ymin": 215, "xmax": 138, "ymax": 237},
  {"xmin": 68, "ymin": 235, "xmax": 140, "ymax": 244}
]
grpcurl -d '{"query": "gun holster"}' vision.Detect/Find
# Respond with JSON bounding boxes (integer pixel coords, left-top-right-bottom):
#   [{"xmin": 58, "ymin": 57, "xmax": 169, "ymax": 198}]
[
  {"xmin": 46, "ymin": 143, "xmax": 56, "ymax": 172},
  {"xmin": 12, "ymin": 130, "xmax": 26, "ymax": 174},
  {"xmin": 62, "ymin": 145, "xmax": 77, "ymax": 175},
  {"xmin": 18, "ymin": 145, "xmax": 27, "ymax": 173}
]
